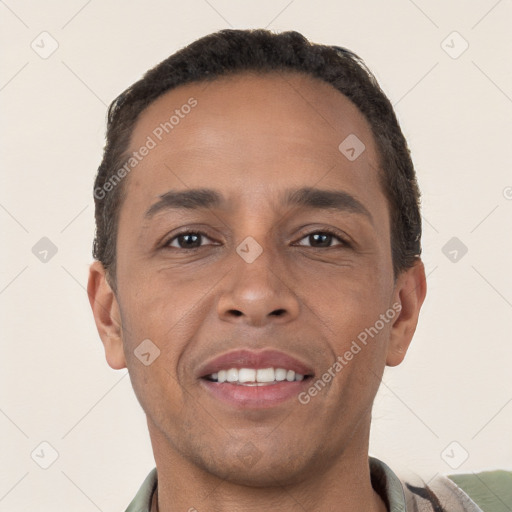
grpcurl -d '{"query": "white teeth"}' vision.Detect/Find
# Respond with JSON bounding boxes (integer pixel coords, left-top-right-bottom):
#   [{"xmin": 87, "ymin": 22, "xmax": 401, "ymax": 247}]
[
  {"xmin": 207, "ymin": 367, "xmax": 306, "ymax": 384},
  {"xmin": 257, "ymin": 368, "xmax": 275, "ymax": 383},
  {"xmin": 226, "ymin": 368, "xmax": 238, "ymax": 382},
  {"xmin": 238, "ymin": 368, "xmax": 256, "ymax": 383},
  {"xmin": 275, "ymin": 368, "xmax": 287, "ymax": 381}
]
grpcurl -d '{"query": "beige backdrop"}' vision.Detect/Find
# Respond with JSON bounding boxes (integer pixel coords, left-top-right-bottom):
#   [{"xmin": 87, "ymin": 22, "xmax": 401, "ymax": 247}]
[{"xmin": 1, "ymin": 1, "xmax": 511, "ymax": 510}]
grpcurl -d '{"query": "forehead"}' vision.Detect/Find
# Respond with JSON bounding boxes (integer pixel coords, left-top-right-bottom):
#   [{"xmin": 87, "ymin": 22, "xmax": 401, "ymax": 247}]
[{"xmin": 122, "ymin": 70, "xmax": 384, "ymax": 218}]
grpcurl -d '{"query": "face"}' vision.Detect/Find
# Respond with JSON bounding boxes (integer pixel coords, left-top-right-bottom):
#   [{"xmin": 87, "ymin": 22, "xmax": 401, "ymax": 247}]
[{"xmin": 89, "ymin": 71, "xmax": 425, "ymax": 487}]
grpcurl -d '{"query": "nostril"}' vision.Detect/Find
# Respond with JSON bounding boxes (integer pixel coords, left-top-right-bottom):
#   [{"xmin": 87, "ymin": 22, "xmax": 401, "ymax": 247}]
[{"xmin": 271, "ymin": 309, "xmax": 286, "ymax": 317}]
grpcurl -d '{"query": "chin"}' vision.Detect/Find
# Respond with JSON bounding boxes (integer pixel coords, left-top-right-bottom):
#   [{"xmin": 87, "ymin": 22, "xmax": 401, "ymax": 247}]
[{"xmin": 198, "ymin": 451, "xmax": 312, "ymax": 488}]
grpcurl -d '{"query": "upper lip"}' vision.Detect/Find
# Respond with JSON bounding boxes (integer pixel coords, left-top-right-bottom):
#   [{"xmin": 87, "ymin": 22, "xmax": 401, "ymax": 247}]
[{"xmin": 197, "ymin": 349, "xmax": 315, "ymax": 378}]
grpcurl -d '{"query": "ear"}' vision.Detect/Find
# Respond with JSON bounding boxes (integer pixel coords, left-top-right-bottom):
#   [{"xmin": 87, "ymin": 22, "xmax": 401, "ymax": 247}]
[
  {"xmin": 386, "ymin": 258, "xmax": 427, "ymax": 367},
  {"xmin": 87, "ymin": 261, "xmax": 126, "ymax": 370}
]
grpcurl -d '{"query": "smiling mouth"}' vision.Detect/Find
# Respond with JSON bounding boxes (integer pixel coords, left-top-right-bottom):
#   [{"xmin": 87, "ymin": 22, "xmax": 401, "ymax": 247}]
[
  {"xmin": 202, "ymin": 367, "xmax": 313, "ymax": 385},
  {"xmin": 198, "ymin": 349, "xmax": 315, "ymax": 407}
]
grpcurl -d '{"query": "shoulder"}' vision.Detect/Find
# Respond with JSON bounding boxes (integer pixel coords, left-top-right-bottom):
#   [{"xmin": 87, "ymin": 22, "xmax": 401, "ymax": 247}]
[
  {"xmin": 447, "ymin": 470, "xmax": 512, "ymax": 512},
  {"xmin": 403, "ymin": 470, "xmax": 512, "ymax": 512},
  {"xmin": 404, "ymin": 474, "xmax": 482, "ymax": 511}
]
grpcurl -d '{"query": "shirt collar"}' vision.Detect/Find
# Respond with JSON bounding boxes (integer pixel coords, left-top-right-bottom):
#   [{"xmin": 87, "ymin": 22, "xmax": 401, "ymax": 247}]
[
  {"xmin": 370, "ymin": 456, "xmax": 408, "ymax": 512},
  {"xmin": 125, "ymin": 467, "xmax": 157, "ymax": 512}
]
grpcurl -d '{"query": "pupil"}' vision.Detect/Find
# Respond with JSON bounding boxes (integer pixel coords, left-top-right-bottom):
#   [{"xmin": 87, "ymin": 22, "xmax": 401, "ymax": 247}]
[
  {"xmin": 311, "ymin": 233, "xmax": 331, "ymax": 247},
  {"xmin": 180, "ymin": 233, "xmax": 200, "ymax": 248}
]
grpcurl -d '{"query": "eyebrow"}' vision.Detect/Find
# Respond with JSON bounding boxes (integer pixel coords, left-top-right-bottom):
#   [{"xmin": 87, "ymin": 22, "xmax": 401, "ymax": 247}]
[
  {"xmin": 145, "ymin": 188, "xmax": 223, "ymax": 218},
  {"xmin": 285, "ymin": 187, "xmax": 372, "ymax": 222},
  {"xmin": 144, "ymin": 187, "xmax": 372, "ymax": 223}
]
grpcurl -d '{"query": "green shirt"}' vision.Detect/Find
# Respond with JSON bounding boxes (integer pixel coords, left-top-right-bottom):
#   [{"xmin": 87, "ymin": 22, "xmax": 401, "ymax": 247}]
[{"xmin": 125, "ymin": 458, "xmax": 511, "ymax": 511}]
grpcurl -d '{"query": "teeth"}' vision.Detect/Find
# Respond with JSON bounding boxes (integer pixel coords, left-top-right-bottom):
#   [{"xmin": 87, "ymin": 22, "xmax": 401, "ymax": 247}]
[
  {"xmin": 257, "ymin": 368, "xmax": 275, "ymax": 383},
  {"xmin": 275, "ymin": 368, "xmax": 287, "ymax": 381},
  {"xmin": 238, "ymin": 368, "xmax": 256, "ymax": 383},
  {"xmin": 207, "ymin": 367, "xmax": 306, "ymax": 384},
  {"xmin": 226, "ymin": 368, "xmax": 238, "ymax": 382}
]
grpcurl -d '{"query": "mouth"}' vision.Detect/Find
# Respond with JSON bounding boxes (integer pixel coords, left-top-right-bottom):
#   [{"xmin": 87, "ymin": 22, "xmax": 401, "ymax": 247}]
[{"xmin": 197, "ymin": 349, "xmax": 314, "ymax": 408}]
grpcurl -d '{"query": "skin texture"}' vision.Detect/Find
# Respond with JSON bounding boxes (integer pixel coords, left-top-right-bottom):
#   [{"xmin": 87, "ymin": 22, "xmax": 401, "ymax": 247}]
[{"xmin": 88, "ymin": 71, "xmax": 426, "ymax": 512}]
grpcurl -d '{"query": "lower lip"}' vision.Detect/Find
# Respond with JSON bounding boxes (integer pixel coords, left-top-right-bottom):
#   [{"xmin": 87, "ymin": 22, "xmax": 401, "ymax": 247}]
[{"xmin": 200, "ymin": 379, "xmax": 311, "ymax": 408}]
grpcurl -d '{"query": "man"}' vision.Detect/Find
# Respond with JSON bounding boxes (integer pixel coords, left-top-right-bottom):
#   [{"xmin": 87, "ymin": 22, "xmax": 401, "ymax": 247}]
[{"xmin": 87, "ymin": 29, "xmax": 504, "ymax": 511}]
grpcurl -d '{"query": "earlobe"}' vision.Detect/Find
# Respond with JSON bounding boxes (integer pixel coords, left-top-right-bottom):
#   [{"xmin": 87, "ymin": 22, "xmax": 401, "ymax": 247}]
[
  {"xmin": 386, "ymin": 259, "xmax": 427, "ymax": 367},
  {"xmin": 87, "ymin": 261, "xmax": 127, "ymax": 370}
]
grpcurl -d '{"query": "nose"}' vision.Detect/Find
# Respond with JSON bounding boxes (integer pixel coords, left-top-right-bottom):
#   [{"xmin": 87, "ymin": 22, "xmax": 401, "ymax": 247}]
[{"xmin": 217, "ymin": 247, "xmax": 300, "ymax": 328}]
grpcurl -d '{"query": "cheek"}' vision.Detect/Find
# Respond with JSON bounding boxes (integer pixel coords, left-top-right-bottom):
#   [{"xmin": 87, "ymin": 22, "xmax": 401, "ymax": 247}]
[
  {"xmin": 117, "ymin": 285, "xmax": 193, "ymax": 427},
  {"xmin": 313, "ymin": 266, "xmax": 393, "ymax": 396},
  {"xmin": 117, "ymin": 267, "xmax": 219, "ymax": 388},
  {"xmin": 119, "ymin": 281, "xmax": 199, "ymax": 353},
  {"xmin": 304, "ymin": 261, "xmax": 392, "ymax": 333}
]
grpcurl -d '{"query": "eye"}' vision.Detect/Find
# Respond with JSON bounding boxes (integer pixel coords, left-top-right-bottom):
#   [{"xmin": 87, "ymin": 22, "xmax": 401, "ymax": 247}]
[
  {"xmin": 165, "ymin": 231, "xmax": 216, "ymax": 249},
  {"xmin": 295, "ymin": 230, "xmax": 349, "ymax": 248}
]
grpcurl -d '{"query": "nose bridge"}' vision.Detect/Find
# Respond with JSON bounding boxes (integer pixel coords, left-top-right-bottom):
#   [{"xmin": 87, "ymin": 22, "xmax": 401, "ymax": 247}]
[
  {"xmin": 217, "ymin": 228, "xmax": 299, "ymax": 325},
  {"xmin": 232, "ymin": 233, "xmax": 281, "ymax": 298}
]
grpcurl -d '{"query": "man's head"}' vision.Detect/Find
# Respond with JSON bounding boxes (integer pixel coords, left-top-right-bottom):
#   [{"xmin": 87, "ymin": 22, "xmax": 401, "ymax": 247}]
[{"xmin": 88, "ymin": 29, "xmax": 426, "ymax": 490}]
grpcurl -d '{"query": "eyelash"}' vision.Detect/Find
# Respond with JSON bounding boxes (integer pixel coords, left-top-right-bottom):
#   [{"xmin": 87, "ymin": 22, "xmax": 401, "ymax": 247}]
[
  {"xmin": 299, "ymin": 228, "xmax": 351, "ymax": 248},
  {"xmin": 163, "ymin": 228, "xmax": 351, "ymax": 250}
]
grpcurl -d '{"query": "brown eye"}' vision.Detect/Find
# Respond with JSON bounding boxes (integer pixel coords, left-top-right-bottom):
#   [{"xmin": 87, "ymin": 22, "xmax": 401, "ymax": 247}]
[
  {"xmin": 296, "ymin": 230, "xmax": 348, "ymax": 248},
  {"xmin": 308, "ymin": 233, "xmax": 334, "ymax": 247},
  {"xmin": 166, "ymin": 231, "xmax": 214, "ymax": 249}
]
